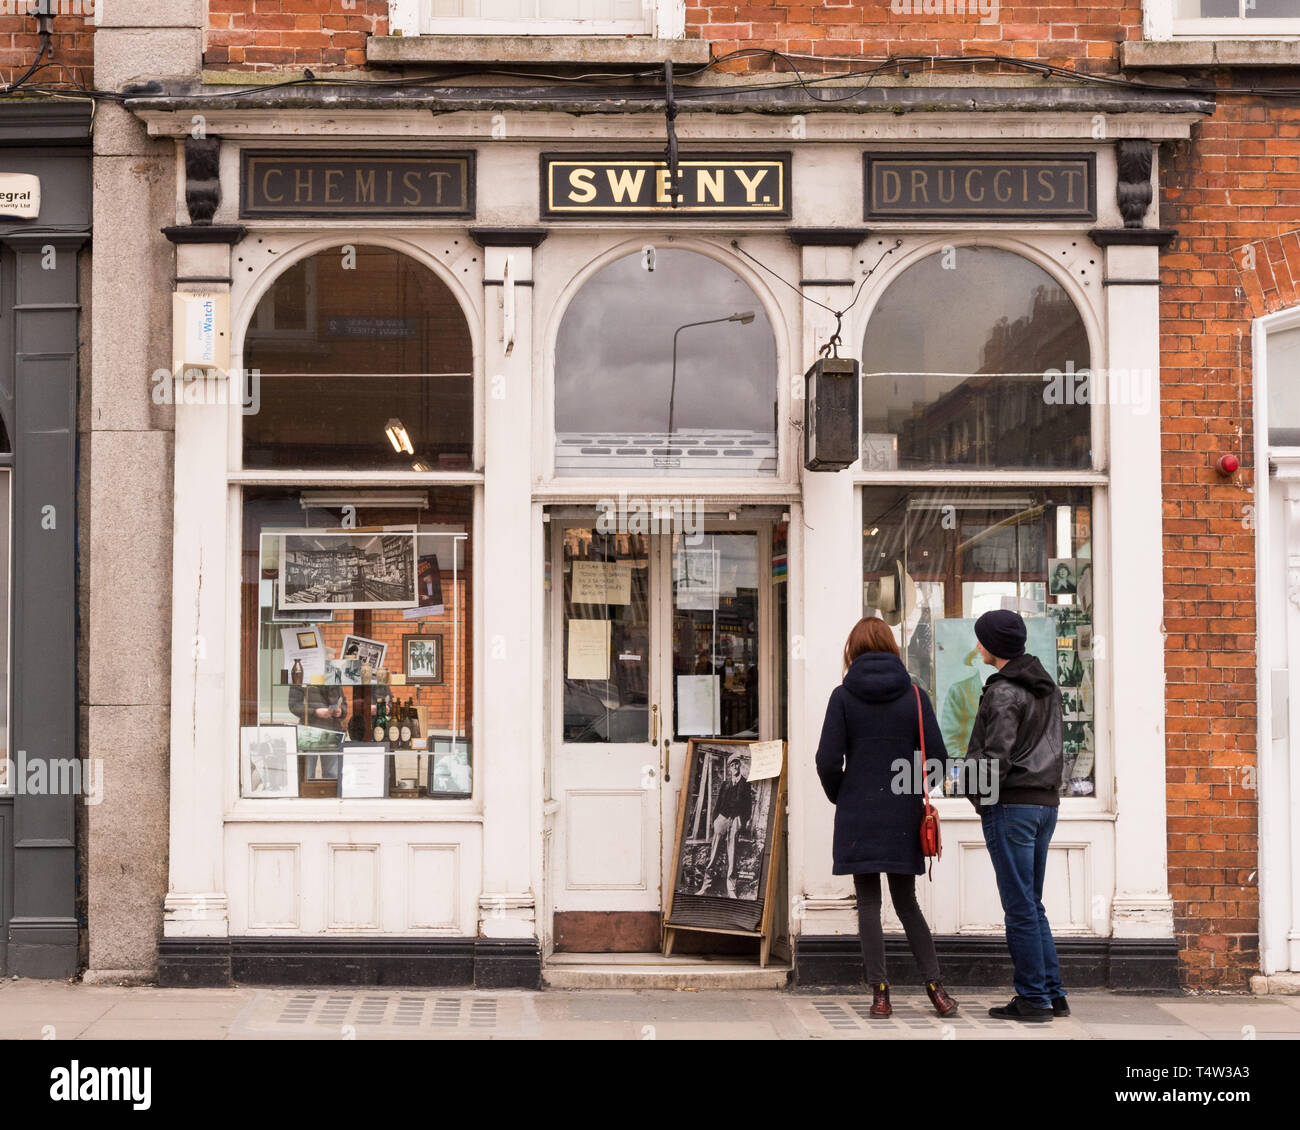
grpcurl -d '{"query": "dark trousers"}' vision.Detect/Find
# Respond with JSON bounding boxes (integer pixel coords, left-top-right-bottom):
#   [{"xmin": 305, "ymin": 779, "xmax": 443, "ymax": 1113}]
[
  {"xmin": 979, "ymin": 802, "xmax": 1066, "ymax": 1009},
  {"xmin": 853, "ymin": 872, "xmax": 941, "ymax": 985}
]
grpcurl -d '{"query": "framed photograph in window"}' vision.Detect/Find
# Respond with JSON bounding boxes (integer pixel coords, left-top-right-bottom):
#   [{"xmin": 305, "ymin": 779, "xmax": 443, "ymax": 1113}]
[
  {"xmin": 340, "ymin": 633, "xmax": 387, "ymax": 671},
  {"xmin": 277, "ymin": 529, "xmax": 418, "ymax": 611},
  {"xmin": 404, "ymin": 633, "xmax": 443, "ymax": 685},
  {"xmin": 240, "ymin": 724, "xmax": 299, "ymax": 798}
]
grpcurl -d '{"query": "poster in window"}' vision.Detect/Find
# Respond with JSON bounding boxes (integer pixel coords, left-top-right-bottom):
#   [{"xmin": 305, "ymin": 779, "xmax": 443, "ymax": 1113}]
[
  {"xmin": 403, "ymin": 553, "xmax": 446, "ymax": 621},
  {"xmin": 278, "ymin": 529, "xmax": 418, "ymax": 611},
  {"xmin": 1048, "ymin": 558, "xmax": 1077, "ymax": 596}
]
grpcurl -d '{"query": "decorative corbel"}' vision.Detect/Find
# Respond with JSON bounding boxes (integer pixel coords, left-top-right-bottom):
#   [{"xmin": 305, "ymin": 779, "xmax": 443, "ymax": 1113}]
[{"xmin": 1116, "ymin": 139, "xmax": 1154, "ymax": 230}]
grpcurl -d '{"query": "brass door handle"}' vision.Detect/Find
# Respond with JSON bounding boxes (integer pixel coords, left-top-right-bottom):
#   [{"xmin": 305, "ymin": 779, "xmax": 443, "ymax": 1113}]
[
  {"xmin": 651, "ymin": 703, "xmax": 660, "ymax": 745},
  {"xmin": 663, "ymin": 739, "xmax": 671, "ymax": 784}
]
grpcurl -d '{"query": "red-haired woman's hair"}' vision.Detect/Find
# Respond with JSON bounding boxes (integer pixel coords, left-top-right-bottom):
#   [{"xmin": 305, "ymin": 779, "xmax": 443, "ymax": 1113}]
[{"xmin": 843, "ymin": 616, "xmax": 900, "ymax": 675}]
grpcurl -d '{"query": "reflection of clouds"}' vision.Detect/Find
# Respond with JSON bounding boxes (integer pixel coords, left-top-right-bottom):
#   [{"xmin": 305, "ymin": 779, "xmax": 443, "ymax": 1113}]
[{"xmin": 556, "ymin": 251, "xmax": 777, "ymax": 432}]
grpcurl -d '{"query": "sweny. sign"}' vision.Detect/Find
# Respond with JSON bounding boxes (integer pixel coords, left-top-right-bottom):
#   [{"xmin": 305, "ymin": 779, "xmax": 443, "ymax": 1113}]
[{"xmin": 542, "ymin": 155, "xmax": 790, "ymax": 218}]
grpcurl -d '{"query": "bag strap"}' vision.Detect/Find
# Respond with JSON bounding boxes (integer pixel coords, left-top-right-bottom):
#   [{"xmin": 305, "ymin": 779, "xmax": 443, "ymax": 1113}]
[{"xmin": 914, "ymin": 684, "xmax": 934, "ymax": 817}]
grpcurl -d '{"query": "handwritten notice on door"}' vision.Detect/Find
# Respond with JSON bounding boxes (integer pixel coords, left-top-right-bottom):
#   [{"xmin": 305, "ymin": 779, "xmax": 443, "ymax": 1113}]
[
  {"xmin": 567, "ymin": 619, "xmax": 611, "ymax": 681},
  {"xmin": 746, "ymin": 740, "xmax": 784, "ymax": 782},
  {"xmin": 571, "ymin": 561, "xmax": 632, "ymax": 606}
]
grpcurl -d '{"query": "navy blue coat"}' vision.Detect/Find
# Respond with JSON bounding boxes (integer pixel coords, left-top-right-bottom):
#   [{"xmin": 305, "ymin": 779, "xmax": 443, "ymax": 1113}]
[{"xmin": 815, "ymin": 651, "xmax": 949, "ymax": 875}]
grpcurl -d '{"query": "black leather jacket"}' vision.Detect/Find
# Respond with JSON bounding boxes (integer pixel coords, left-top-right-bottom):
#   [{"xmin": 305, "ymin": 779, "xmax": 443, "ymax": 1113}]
[{"xmin": 965, "ymin": 654, "xmax": 1063, "ymax": 808}]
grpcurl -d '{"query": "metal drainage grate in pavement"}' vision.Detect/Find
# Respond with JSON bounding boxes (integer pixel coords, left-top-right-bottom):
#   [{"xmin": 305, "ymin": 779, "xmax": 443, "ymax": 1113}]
[
  {"xmin": 271, "ymin": 993, "xmax": 499, "ymax": 1034},
  {"xmin": 799, "ymin": 996, "xmax": 1071, "ymax": 1038}
]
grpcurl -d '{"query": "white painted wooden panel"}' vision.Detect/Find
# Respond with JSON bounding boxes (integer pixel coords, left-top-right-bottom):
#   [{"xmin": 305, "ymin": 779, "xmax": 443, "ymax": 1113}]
[
  {"xmin": 957, "ymin": 840, "xmax": 1092, "ymax": 934},
  {"xmin": 329, "ymin": 844, "xmax": 381, "ymax": 930},
  {"xmin": 407, "ymin": 844, "xmax": 461, "ymax": 930},
  {"xmin": 565, "ymin": 788, "xmax": 648, "ymax": 890},
  {"xmin": 247, "ymin": 845, "xmax": 300, "ymax": 931}
]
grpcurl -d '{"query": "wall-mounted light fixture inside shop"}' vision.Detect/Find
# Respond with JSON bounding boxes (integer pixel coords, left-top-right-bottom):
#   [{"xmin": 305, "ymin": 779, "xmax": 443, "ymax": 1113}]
[
  {"xmin": 804, "ymin": 357, "xmax": 860, "ymax": 471},
  {"xmin": 385, "ymin": 418, "xmax": 415, "ymax": 456}
]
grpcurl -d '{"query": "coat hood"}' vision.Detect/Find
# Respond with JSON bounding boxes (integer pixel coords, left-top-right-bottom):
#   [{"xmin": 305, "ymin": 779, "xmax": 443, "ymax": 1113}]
[
  {"xmin": 842, "ymin": 651, "xmax": 913, "ymax": 704},
  {"xmin": 990, "ymin": 653, "xmax": 1057, "ymax": 697}
]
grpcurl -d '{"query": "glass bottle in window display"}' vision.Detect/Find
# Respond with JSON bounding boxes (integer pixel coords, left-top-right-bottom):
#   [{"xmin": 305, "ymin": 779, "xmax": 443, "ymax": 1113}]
[
  {"xmin": 290, "ymin": 658, "xmax": 303, "ymax": 685},
  {"xmin": 399, "ymin": 701, "xmax": 412, "ymax": 750},
  {"xmin": 387, "ymin": 697, "xmax": 401, "ymax": 746},
  {"xmin": 373, "ymin": 696, "xmax": 388, "ymax": 744}
]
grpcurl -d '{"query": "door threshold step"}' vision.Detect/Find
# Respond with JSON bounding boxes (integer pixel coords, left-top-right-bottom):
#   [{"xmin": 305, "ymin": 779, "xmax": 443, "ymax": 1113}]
[{"xmin": 543, "ymin": 952, "xmax": 791, "ymax": 990}]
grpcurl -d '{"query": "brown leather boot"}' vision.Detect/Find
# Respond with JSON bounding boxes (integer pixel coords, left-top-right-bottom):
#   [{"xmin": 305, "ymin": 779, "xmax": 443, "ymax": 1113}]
[
  {"xmin": 869, "ymin": 982, "xmax": 891, "ymax": 1018},
  {"xmin": 925, "ymin": 980, "xmax": 959, "ymax": 1017}
]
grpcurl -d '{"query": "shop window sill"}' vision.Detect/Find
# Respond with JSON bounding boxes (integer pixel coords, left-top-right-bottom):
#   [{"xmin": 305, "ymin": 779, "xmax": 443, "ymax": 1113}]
[
  {"xmin": 1120, "ymin": 38, "xmax": 1300, "ymax": 68},
  {"xmin": 366, "ymin": 34, "xmax": 710, "ymax": 68}
]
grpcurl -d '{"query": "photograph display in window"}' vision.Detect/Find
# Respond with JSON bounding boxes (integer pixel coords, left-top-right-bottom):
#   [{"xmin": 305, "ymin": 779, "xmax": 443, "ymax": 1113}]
[
  {"xmin": 863, "ymin": 487, "xmax": 1095, "ymax": 798},
  {"xmin": 241, "ymin": 489, "xmax": 472, "ymax": 800}
]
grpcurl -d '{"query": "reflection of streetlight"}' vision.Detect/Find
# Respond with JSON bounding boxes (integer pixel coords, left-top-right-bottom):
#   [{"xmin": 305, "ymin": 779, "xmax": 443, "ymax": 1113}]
[{"xmin": 667, "ymin": 311, "xmax": 755, "ymax": 447}]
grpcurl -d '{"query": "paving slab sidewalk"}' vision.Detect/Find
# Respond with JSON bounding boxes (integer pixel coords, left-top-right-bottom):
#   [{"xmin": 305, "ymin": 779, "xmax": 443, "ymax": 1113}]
[{"xmin": 2, "ymin": 981, "xmax": 1299, "ymax": 1040}]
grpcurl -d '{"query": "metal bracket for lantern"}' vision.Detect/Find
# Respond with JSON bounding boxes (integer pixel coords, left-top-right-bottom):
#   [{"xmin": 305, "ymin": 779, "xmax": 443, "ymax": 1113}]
[{"xmin": 804, "ymin": 356, "xmax": 860, "ymax": 471}]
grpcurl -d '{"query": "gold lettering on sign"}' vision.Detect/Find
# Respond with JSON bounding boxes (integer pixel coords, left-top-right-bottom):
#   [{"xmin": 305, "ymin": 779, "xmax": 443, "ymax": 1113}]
[
  {"xmin": 655, "ymin": 168, "xmax": 674, "ymax": 203},
  {"xmin": 734, "ymin": 168, "xmax": 768, "ymax": 203},
  {"xmin": 909, "ymin": 169, "xmax": 929, "ymax": 204},
  {"xmin": 1061, "ymin": 169, "xmax": 1084, "ymax": 204},
  {"xmin": 937, "ymin": 169, "xmax": 955, "ymax": 204},
  {"xmin": 427, "ymin": 171, "xmax": 450, "ymax": 204},
  {"xmin": 697, "ymin": 168, "xmax": 724, "ymax": 204},
  {"xmin": 324, "ymin": 169, "xmax": 344, "ymax": 204},
  {"xmin": 262, "ymin": 168, "xmax": 284, "ymax": 203},
  {"xmin": 354, "ymin": 168, "xmax": 376, "ymax": 204},
  {"xmin": 994, "ymin": 169, "xmax": 1012, "ymax": 203},
  {"xmin": 294, "ymin": 168, "xmax": 313, "ymax": 204},
  {"xmin": 880, "ymin": 169, "xmax": 902, "ymax": 204},
  {"xmin": 607, "ymin": 167, "xmax": 646, "ymax": 203},
  {"xmin": 402, "ymin": 171, "xmax": 421, "ymax": 206},
  {"xmin": 1036, "ymin": 169, "xmax": 1057, "ymax": 203},
  {"xmin": 964, "ymin": 169, "xmax": 985, "ymax": 203},
  {"xmin": 567, "ymin": 168, "xmax": 597, "ymax": 204}
]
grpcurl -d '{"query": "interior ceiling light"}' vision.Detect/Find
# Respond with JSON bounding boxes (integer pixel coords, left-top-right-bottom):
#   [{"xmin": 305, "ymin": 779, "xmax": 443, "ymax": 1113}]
[{"xmin": 385, "ymin": 418, "xmax": 414, "ymax": 456}]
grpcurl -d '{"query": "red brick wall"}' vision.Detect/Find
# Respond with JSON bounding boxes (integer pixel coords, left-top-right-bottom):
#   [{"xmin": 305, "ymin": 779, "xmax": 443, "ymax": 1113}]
[
  {"xmin": 207, "ymin": 0, "xmax": 388, "ymax": 70},
  {"xmin": 1157, "ymin": 93, "xmax": 1300, "ymax": 988},
  {"xmin": 685, "ymin": 0, "xmax": 1145, "ymax": 73},
  {"xmin": 0, "ymin": 8, "xmax": 94, "ymax": 88}
]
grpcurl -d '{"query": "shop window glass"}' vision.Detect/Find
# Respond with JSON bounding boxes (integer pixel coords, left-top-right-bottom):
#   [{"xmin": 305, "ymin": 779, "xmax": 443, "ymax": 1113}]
[
  {"xmin": 1267, "ymin": 324, "xmax": 1300, "ymax": 446},
  {"xmin": 554, "ymin": 249, "xmax": 778, "ymax": 477},
  {"xmin": 863, "ymin": 485, "xmax": 1096, "ymax": 798},
  {"xmin": 243, "ymin": 246, "xmax": 473, "ymax": 471},
  {"xmin": 561, "ymin": 527, "xmax": 651, "ymax": 743},
  {"xmin": 1175, "ymin": 0, "xmax": 1296, "ymax": 16},
  {"xmin": 240, "ymin": 488, "xmax": 472, "ymax": 798},
  {"xmin": 862, "ymin": 248, "xmax": 1091, "ymax": 470}
]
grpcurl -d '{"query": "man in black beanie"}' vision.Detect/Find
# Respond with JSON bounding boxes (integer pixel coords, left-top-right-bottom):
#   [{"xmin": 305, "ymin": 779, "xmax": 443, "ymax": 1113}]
[{"xmin": 967, "ymin": 608, "xmax": 1067, "ymax": 1023}]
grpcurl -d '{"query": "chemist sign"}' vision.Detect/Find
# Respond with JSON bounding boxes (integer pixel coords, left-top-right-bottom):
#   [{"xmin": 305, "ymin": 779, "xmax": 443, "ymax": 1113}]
[
  {"xmin": 542, "ymin": 154, "xmax": 790, "ymax": 218},
  {"xmin": 0, "ymin": 173, "xmax": 40, "ymax": 220}
]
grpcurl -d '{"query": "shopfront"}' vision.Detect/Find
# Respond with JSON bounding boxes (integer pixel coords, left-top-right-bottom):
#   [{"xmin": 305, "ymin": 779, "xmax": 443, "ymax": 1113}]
[{"xmin": 128, "ymin": 82, "xmax": 1206, "ymax": 987}]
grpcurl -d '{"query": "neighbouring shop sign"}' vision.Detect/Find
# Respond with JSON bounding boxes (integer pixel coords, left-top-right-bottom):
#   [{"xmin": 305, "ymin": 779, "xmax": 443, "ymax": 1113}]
[
  {"xmin": 241, "ymin": 151, "xmax": 474, "ymax": 217},
  {"xmin": 864, "ymin": 154, "xmax": 1095, "ymax": 220},
  {"xmin": 542, "ymin": 155, "xmax": 790, "ymax": 217},
  {"xmin": 0, "ymin": 173, "xmax": 40, "ymax": 220}
]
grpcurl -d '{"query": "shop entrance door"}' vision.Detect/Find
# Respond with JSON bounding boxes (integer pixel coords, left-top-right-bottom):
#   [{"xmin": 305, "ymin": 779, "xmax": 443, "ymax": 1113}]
[{"xmin": 549, "ymin": 513, "xmax": 780, "ymax": 953}]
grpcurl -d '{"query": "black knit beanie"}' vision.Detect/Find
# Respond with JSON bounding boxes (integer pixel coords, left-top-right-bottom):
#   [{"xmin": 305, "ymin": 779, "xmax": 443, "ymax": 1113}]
[{"xmin": 974, "ymin": 609, "xmax": 1027, "ymax": 660}]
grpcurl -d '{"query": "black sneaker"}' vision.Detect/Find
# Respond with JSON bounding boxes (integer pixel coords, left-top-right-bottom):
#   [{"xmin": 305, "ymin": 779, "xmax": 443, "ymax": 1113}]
[
  {"xmin": 1051, "ymin": 996, "xmax": 1070, "ymax": 1017},
  {"xmin": 987, "ymin": 995, "xmax": 1053, "ymax": 1023}
]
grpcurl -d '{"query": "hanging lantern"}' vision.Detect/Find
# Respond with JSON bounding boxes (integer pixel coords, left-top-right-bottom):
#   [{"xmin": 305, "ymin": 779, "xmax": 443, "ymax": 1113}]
[{"xmin": 803, "ymin": 356, "xmax": 860, "ymax": 471}]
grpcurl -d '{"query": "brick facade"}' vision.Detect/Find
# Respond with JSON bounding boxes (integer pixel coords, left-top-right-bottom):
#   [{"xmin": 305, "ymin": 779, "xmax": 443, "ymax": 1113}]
[
  {"xmin": 206, "ymin": 0, "xmax": 388, "ymax": 70},
  {"xmin": 0, "ymin": 7, "xmax": 94, "ymax": 88}
]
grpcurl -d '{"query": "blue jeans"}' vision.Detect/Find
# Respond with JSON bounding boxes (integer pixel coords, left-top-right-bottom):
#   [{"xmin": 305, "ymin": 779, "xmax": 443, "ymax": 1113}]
[{"xmin": 980, "ymin": 803, "xmax": 1065, "ymax": 1009}]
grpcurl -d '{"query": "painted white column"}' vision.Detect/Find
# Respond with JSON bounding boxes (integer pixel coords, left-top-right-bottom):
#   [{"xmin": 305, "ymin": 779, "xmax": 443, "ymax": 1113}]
[
  {"xmin": 478, "ymin": 244, "xmax": 539, "ymax": 939},
  {"xmin": 793, "ymin": 241, "xmax": 863, "ymax": 941},
  {"xmin": 162, "ymin": 240, "xmax": 239, "ymax": 939},
  {"xmin": 1102, "ymin": 239, "xmax": 1176, "ymax": 939},
  {"xmin": 1276, "ymin": 475, "xmax": 1300, "ymax": 971}
]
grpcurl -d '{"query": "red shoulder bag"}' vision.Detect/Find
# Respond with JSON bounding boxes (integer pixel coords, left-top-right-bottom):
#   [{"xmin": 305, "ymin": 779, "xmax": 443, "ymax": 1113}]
[{"xmin": 915, "ymin": 684, "xmax": 942, "ymax": 877}]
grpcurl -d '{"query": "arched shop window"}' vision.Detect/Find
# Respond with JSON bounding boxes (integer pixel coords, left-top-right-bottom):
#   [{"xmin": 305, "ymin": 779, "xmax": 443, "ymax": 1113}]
[
  {"xmin": 238, "ymin": 246, "xmax": 475, "ymax": 800},
  {"xmin": 244, "ymin": 245, "xmax": 473, "ymax": 471},
  {"xmin": 861, "ymin": 249, "xmax": 1099, "ymax": 799},
  {"xmin": 861, "ymin": 247, "xmax": 1091, "ymax": 471},
  {"xmin": 554, "ymin": 248, "xmax": 778, "ymax": 476}
]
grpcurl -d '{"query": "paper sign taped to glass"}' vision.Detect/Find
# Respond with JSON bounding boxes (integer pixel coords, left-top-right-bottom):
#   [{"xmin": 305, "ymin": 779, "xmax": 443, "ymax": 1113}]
[
  {"xmin": 570, "ymin": 561, "xmax": 632, "ymax": 606},
  {"xmin": 566, "ymin": 618, "xmax": 611, "ymax": 681}
]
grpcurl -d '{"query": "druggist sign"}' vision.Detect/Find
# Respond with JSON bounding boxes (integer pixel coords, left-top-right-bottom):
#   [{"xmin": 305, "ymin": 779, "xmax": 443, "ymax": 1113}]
[
  {"xmin": 864, "ymin": 154, "xmax": 1096, "ymax": 221},
  {"xmin": 541, "ymin": 154, "xmax": 790, "ymax": 218}
]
